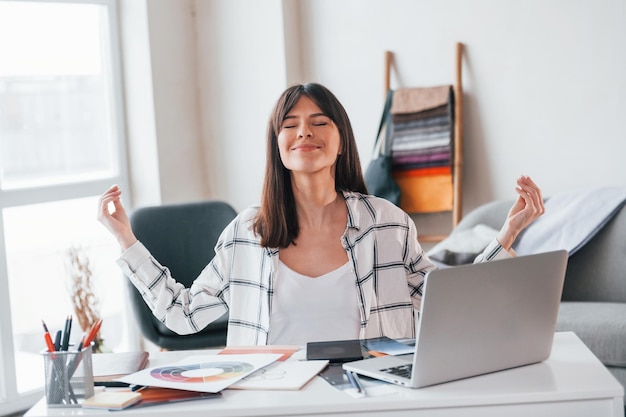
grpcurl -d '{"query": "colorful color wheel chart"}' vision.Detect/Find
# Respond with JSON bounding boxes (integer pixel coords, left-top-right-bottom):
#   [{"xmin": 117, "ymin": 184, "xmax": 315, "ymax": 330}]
[{"xmin": 150, "ymin": 361, "xmax": 254, "ymax": 383}]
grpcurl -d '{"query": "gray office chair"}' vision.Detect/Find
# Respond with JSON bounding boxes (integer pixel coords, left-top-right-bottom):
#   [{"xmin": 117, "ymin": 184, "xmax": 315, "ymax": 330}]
[{"xmin": 127, "ymin": 200, "xmax": 237, "ymax": 350}]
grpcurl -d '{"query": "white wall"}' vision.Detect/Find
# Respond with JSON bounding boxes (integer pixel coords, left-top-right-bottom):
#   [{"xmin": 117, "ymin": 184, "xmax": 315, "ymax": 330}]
[
  {"xmin": 120, "ymin": 0, "xmax": 208, "ymax": 207},
  {"xmin": 123, "ymin": 0, "xmax": 626, "ymax": 235},
  {"xmin": 292, "ymin": 0, "xmax": 626, "ymax": 211},
  {"xmin": 193, "ymin": 0, "xmax": 287, "ymax": 209},
  {"xmin": 146, "ymin": 0, "xmax": 208, "ymax": 203}
]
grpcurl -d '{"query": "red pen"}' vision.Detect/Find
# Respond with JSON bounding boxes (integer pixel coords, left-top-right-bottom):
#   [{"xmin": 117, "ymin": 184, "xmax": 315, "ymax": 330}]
[
  {"xmin": 42, "ymin": 320, "xmax": 56, "ymax": 352},
  {"xmin": 84, "ymin": 318, "xmax": 103, "ymax": 346}
]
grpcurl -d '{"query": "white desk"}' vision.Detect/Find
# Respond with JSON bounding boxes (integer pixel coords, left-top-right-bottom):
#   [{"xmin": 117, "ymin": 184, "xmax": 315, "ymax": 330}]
[{"xmin": 25, "ymin": 332, "xmax": 624, "ymax": 417}]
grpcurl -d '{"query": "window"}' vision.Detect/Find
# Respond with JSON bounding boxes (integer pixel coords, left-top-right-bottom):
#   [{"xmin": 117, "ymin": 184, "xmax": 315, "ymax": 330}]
[{"xmin": 0, "ymin": 1, "xmax": 128, "ymax": 414}]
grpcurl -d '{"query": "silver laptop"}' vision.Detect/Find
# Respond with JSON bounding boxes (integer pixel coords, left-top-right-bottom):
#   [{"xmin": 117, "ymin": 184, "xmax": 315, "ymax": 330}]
[{"xmin": 343, "ymin": 250, "xmax": 568, "ymax": 388}]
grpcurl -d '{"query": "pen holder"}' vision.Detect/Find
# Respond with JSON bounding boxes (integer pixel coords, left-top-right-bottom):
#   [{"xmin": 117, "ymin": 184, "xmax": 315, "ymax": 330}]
[{"xmin": 41, "ymin": 344, "xmax": 94, "ymax": 407}]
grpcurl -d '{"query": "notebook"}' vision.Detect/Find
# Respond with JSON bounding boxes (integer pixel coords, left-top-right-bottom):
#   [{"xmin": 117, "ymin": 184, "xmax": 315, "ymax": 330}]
[{"xmin": 342, "ymin": 250, "xmax": 568, "ymax": 388}]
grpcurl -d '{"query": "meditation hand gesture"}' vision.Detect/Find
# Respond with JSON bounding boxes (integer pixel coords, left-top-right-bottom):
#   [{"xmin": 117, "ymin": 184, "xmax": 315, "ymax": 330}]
[
  {"xmin": 97, "ymin": 185, "xmax": 137, "ymax": 250},
  {"xmin": 497, "ymin": 176, "xmax": 545, "ymax": 250}
]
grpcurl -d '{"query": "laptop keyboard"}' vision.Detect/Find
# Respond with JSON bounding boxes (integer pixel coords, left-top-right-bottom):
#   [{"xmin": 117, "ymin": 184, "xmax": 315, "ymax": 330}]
[{"xmin": 381, "ymin": 363, "xmax": 412, "ymax": 379}]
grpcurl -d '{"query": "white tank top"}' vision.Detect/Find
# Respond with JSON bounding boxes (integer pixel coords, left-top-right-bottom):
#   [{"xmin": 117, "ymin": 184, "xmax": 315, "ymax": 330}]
[{"xmin": 268, "ymin": 260, "xmax": 360, "ymax": 345}]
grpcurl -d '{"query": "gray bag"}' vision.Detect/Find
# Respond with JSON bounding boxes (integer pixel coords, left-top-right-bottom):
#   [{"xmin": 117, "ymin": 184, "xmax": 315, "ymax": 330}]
[{"xmin": 364, "ymin": 90, "xmax": 400, "ymax": 206}]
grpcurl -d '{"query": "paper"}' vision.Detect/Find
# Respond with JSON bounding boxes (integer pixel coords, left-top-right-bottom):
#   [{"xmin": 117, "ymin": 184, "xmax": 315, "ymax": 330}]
[
  {"xmin": 230, "ymin": 360, "xmax": 329, "ymax": 390},
  {"xmin": 362, "ymin": 336, "xmax": 414, "ymax": 356},
  {"xmin": 219, "ymin": 345, "xmax": 300, "ymax": 361},
  {"xmin": 93, "ymin": 351, "xmax": 149, "ymax": 381},
  {"xmin": 117, "ymin": 354, "xmax": 281, "ymax": 393},
  {"xmin": 82, "ymin": 391, "xmax": 142, "ymax": 410}
]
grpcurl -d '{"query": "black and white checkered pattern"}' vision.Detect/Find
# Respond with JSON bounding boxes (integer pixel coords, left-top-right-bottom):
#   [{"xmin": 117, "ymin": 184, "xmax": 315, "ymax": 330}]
[{"xmin": 118, "ymin": 191, "xmax": 508, "ymax": 346}]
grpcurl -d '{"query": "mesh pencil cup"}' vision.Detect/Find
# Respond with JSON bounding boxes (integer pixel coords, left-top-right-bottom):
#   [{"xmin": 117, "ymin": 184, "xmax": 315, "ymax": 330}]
[{"xmin": 41, "ymin": 343, "xmax": 94, "ymax": 407}]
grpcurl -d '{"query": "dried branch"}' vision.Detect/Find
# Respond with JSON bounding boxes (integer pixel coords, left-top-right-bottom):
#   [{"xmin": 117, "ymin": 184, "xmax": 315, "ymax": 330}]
[{"xmin": 65, "ymin": 246, "xmax": 101, "ymax": 335}]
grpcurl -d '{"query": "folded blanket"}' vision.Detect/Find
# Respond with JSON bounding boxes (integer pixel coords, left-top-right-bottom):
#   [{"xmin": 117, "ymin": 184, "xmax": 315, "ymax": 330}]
[
  {"xmin": 392, "ymin": 126, "xmax": 452, "ymax": 143},
  {"xmin": 392, "ymin": 105, "xmax": 448, "ymax": 123},
  {"xmin": 391, "ymin": 86, "xmax": 452, "ymax": 114},
  {"xmin": 391, "ymin": 137, "xmax": 450, "ymax": 152},
  {"xmin": 393, "ymin": 115, "xmax": 450, "ymax": 132},
  {"xmin": 391, "ymin": 145, "xmax": 451, "ymax": 158},
  {"xmin": 392, "ymin": 151, "xmax": 451, "ymax": 166},
  {"xmin": 513, "ymin": 186, "xmax": 626, "ymax": 256},
  {"xmin": 392, "ymin": 166, "xmax": 451, "ymax": 177},
  {"xmin": 393, "ymin": 174, "xmax": 453, "ymax": 213}
]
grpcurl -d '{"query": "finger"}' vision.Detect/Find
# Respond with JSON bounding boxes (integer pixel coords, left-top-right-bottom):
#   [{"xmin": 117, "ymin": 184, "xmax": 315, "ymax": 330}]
[
  {"xmin": 98, "ymin": 184, "xmax": 119, "ymax": 200},
  {"xmin": 100, "ymin": 191, "xmax": 119, "ymax": 206},
  {"xmin": 515, "ymin": 183, "xmax": 541, "ymax": 215},
  {"xmin": 99, "ymin": 187, "xmax": 122, "ymax": 206},
  {"xmin": 514, "ymin": 186, "xmax": 533, "ymax": 210},
  {"xmin": 514, "ymin": 185, "xmax": 543, "ymax": 220},
  {"xmin": 98, "ymin": 194, "xmax": 121, "ymax": 218},
  {"xmin": 517, "ymin": 176, "xmax": 542, "ymax": 204},
  {"xmin": 520, "ymin": 176, "xmax": 542, "ymax": 198},
  {"xmin": 98, "ymin": 194, "xmax": 121, "ymax": 213},
  {"xmin": 111, "ymin": 197, "xmax": 126, "ymax": 215},
  {"xmin": 520, "ymin": 176, "xmax": 544, "ymax": 214}
]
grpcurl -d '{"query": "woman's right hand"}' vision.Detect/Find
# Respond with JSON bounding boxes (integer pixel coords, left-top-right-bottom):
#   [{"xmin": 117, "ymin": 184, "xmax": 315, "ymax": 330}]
[{"xmin": 97, "ymin": 185, "xmax": 138, "ymax": 250}]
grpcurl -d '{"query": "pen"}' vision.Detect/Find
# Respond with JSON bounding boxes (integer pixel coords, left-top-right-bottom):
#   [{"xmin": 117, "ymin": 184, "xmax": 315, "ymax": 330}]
[
  {"xmin": 65, "ymin": 334, "xmax": 87, "ymax": 405},
  {"xmin": 54, "ymin": 330, "xmax": 62, "ymax": 351},
  {"xmin": 84, "ymin": 318, "xmax": 103, "ymax": 347},
  {"xmin": 69, "ymin": 318, "xmax": 102, "ymax": 381},
  {"xmin": 41, "ymin": 320, "xmax": 56, "ymax": 352},
  {"xmin": 61, "ymin": 315, "xmax": 72, "ymax": 351},
  {"xmin": 67, "ymin": 335, "xmax": 86, "ymax": 379},
  {"xmin": 345, "ymin": 370, "xmax": 360, "ymax": 393},
  {"xmin": 76, "ymin": 335, "xmax": 85, "ymax": 352},
  {"xmin": 346, "ymin": 370, "xmax": 367, "ymax": 397}
]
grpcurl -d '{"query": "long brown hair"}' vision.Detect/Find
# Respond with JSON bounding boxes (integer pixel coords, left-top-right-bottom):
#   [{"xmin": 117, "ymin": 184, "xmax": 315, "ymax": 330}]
[{"xmin": 253, "ymin": 83, "xmax": 367, "ymax": 248}]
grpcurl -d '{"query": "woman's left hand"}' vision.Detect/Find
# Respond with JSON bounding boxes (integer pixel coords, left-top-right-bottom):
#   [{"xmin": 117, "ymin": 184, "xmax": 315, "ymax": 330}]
[{"xmin": 497, "ymin": 175, "xmax": 545, "ymax": 250}]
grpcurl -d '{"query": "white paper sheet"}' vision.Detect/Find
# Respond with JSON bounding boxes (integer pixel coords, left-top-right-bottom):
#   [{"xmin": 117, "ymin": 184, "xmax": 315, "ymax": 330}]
[
  {"xmin": 117, "ymin": 354, "xmax": 281, "ymax": 393},
  {"xmin": 230, "ymin": 360, "xmax": 329, "ymax": 390}
]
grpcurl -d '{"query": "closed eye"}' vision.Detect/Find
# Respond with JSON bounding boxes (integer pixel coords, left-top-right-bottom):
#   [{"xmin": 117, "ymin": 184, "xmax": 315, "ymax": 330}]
[{"xmin": 311, "ymin": 114, "xmax": 332, "ymax": 126}]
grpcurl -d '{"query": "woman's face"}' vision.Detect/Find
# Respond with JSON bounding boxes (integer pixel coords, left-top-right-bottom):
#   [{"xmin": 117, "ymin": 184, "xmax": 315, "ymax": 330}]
[{"xmin": 277, "ymin": 95, "xmax": 341, "ymax": 177}]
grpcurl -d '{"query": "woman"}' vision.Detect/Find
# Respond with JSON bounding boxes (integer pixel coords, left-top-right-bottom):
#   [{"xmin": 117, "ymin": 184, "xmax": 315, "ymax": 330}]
[{"xmin": 98, "ymin": 83, "xmax": 544, "ymax": 346}]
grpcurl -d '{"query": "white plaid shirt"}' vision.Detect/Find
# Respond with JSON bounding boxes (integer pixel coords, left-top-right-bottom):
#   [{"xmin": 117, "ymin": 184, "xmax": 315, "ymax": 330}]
[{"xmin": 118, "ymin": 191, "xmax": 510, "ymax": 346}]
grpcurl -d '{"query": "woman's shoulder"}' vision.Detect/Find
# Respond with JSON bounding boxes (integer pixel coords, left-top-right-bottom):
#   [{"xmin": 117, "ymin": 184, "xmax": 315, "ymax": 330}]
[
  {"xmin": 342, "ymin": 191, "xmax": 409, "ymax": 223},
  {"xmin": 219, "ymin": 205, "xmax": 260, "ymax": 239},
  {"xmin": 237, "ymin": 205, "xmax": 261, "ymax": 222}
]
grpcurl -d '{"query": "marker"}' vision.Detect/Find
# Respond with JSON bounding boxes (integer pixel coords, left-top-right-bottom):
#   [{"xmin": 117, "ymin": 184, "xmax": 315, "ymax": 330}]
[
  {"xmin": 76, "ymin": 334, "xmax": 85, "ymax": 352},
  {"xmin": 41, "ymin": 320, "xmax": 56, "ymax": 352},
  {"xmin": 60, "ymin": 315, "xmax": 72, "ymax": 351},
  {"xmin": 53, "ymin": 330, "xmax": 62, "ymax": 351}
]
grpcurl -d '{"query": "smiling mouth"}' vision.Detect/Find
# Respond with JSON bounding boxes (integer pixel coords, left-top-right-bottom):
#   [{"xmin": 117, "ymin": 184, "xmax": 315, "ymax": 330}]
[{"xmin": 292, "ymin": 145, "xmax": 320, "ymax": 151}]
